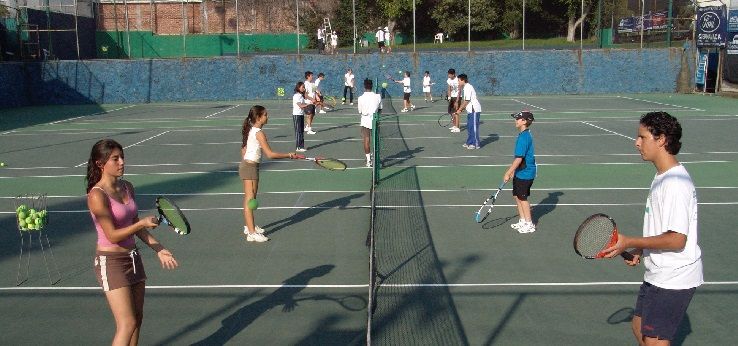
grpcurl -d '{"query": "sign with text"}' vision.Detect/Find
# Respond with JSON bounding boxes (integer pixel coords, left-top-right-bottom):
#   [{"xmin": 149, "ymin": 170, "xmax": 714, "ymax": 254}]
[
  {"xmin": 728, "ymin": 33, "xmax": 738, "ymax": 55},
  {"xmin": 696, "ymin": 6, "xmax": 727, "ymax": 47},
  {"xmin": 729, "ymin": 10, "xmax": 738, "ymax": 32}
]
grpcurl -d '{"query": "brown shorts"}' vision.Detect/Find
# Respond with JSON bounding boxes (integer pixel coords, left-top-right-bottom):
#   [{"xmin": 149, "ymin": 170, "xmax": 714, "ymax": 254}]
[
  {"xmin": 94, "ymin": 249, "xmax": 147, "ymax": 292},
  {"xmin": 238, "ymin": 161, "xmax": 259, "ymax": 180}
]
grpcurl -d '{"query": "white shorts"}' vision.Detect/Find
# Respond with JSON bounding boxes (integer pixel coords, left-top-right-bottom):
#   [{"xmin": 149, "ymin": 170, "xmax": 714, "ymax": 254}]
[
  {"xmin": 360, "ymin": 115, "xmax": 373, "ymax": 129},
  {"xmin": 422, "ymin": 86, "xmax": 431, "ymax": 93}
]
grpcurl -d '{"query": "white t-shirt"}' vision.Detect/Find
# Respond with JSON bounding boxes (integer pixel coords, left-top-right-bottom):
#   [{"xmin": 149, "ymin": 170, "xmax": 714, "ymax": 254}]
[
  {"xmin": 357, "ymin": 91, "xmax": 382, "ymax": 129},
  {"xmin": 461, "ymin": 83, "xmax": 481, "ymax": 113},
  {"xmin": 331, "ymin": 34, "xmax": 338, "ymax": 46},
  {"xmin": 422, "ymin": 76, "xmax": 432, "ymax": 92},
  {"xmin": 315, "ymin": 79, "xmax": 322, "ymax": 93},
  {"xmin": 402, "ymin": 77, "xmax": 411, "ymax": 93},
  {"xmin": 317, "ymin": 29, "xmax": 324, "ymax": 41},
  {"xmin": 293, "ymin": 93, "xmax": 305, "ymax": 115},
  {"xmin": 642, "ymin": 164, "xmax": 703, "ymax": 289},
  {"xmin": 344, "ymin": 73, "xmax": 355, "ymax": 87},
  {"xmin": 242, "ymin": 127, "xmax": 262, "ymax": 163},
  {"xmin": 375, "ymin": 30, "xmax": 384, "ymax": 42},
  {"xmin": 304, "ymin": 80, "xmax": 315, "ymax": 103},
  {"xmin": 447, "ymin": 77, "xmax": 459, "ymax": 98}
]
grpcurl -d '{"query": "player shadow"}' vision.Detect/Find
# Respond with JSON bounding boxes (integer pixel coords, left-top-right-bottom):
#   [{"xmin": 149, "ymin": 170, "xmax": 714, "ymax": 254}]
[
  {"xmin": 307, "ymin": 136, "xmax": 352, "ymax": 151},
  {"xmin": 482, "ymin": 214, "xmax": 519, "ymax": 230},
  {"xmin": 191, "ymin": 264, "xmax": 338, "ymax": 345},
  {"xmin": 532, "ymin": 191, "xmax": 564, "ymax": 225},
  {"xmin": 261, "ymin": 193, "xmax": 364, "ymax": 236},
  {"xmin": 315, "ymin": 123, "xmax": 354, "ymax": 133},
  {"xmin": 478, "ymin": 134, "xmax": 500, "ymax": 148},
  {"xmin": 379, "ymin": 146, "xmax": 424, "ymax": 169}
]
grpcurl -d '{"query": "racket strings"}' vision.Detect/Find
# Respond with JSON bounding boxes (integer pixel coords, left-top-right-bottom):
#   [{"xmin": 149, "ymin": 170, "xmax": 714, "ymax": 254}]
[
  {"xmin": 576, "ymin": 216, "xmax": 615, "ymax": 257},
  {"xmin": 316, "ymin": 159, "xmax": 347, "ymax": 171},
  {"xmin": 157, "ymin": 199, "xmax": 190, "ymax": 235}
]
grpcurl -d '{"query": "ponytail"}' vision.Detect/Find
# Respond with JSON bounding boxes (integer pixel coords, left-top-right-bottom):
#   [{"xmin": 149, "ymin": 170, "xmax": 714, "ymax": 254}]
[
  {"xmin": 242, "ymin": 105, "xmax": 266, "ymax": 149},
  {"xmin": 85, "ymin": 139, "xmax": 123, "ymax": 193}
]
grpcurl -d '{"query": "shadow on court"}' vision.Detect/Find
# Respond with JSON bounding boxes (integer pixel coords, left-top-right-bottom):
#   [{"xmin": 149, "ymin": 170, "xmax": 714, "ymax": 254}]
[
  {"xmin": 262, "ymin": 193, "xmax": 363, "ymax": 236},
  {"xmin": 189, "ymin": 264, "xmax": 362, "ymax": 345},
  {"xmin": 532, "ymin": 191, "xmax": 564, "ymax": 224}
]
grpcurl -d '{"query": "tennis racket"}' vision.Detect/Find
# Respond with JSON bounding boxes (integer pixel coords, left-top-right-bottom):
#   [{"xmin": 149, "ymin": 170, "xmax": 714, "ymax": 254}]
[
  {"xmin": 384, "ymin": 73, "xmax": 396, "ymax": 82},
  {"xmin": 474, "ymin": 181, "xmax": 506, "ymax": 223},
  {"xmin": 294, "ymin": 155, "xmax": 347, "ymax": 171},
  {"xmin": 573, "ymin": 213, "xmax": 634, "ymax": 260},
  {"xmin": 155, "ymin": 196, "xmax": 191, "ymax": 235},
  {"xmin": 324, "ymin": 96, "xmax": 337, "ymax": 108},
  {"xmin": 437, "ymin": 113, "xmax": 452, "ymax": 127}
]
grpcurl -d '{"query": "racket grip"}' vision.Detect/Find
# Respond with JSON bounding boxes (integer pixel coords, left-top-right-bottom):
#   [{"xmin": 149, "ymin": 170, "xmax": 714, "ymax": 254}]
[{"xmin": 620, "ymin": 252, "xmax": 635, "ymax": 261}]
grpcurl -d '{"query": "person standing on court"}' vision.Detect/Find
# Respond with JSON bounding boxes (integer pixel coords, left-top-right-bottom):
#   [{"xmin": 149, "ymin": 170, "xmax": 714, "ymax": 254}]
[
  {"xmin": 357, "ymin": 78, "xmax": 382, "ymax": 167},
  {"xmin": 292, "ymin": 82, "xmax": 309, "ymax": 152},
  {"xmin": 317, "ymin": 27, "xmax": 325, "ymax": 54},
  {"xmin": 375, "ymin": 27, "xmax": 385, "ymax": 53},
  {"xmin": 343, "ymin": 68, "xmax": 355, "ymax": 105},
  {"xmin": 240, "ymin": 105, "xmax": 297, "ymax": 243},
  {"xmin": 603, "ymin": 111, "xmax": 702, "ymax": 345},
  {"xmin": 446, "ymin": 69, "xmax": 461, "ymax": 133},
  {"xmin": 86, "ymin": 139, "xmax": 179, "ymax": 345},
  {"xmin": 303, "ymin": 71, "xmax": 317, "ymax": 135},
  {"xmin": 504, "ymin": 111, "xmax": 537, "ymax": 234},
  {"xmin": 454, "ymin": 74, "xmax": 481, "ymax": 149}
]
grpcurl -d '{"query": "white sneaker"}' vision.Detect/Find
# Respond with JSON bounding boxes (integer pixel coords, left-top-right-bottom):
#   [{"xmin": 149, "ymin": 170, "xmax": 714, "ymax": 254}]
[
  {"xmin": 304, "ymin": 127, "xmax": 309, "ymax": 132},
  {"xmin": 511, "ymin": 220, "xmax": 525, "ymax": 230},
  {"xmin": 307, "ymin": 129, "xmax": 317, "ymax": 135},
  {"xmin": 450, "ymin": 127, "xmax": 460, "ymax": 133},
  {"xmin": 462, "ymin": 144, "xmax": 470, "ymax": 149},
  {"xmin": 410, "ymin": 105, "xmax": 415, "ymax": 111},
  {"xmin": 342, "ymin": 101, "xmax": 346, "ymax": 105},
  {"xmin": 296, "ymin": 148, "xmax": 307, "ymax": 152},
  {"xmin": 518, "ymin": 222, "xmax": 536, "ymax": 234},
  {"xmin": 401, "ymin": 108, "xmax": 408, "ymax": 113},
  {"xmin": 350, "ymin": 102, "xmax": 354, "ymax": 105},
  {"xmin": 255, "ymin": 225, "xmax": 265, "ymax": 234},
  {"xmin": 366, "ymin": 161, "xmax": 372, "ymax": 167},
  {"xmin": 319, "ymin": 109, "xmax": 327, "ymax": 114},
  {"xmin": 466, "ymin": 145, "xmax": 479, "ymax": 150},
  {"xmin": 246, "ymin": 232, "xmax": 269, "ymax": 242}
]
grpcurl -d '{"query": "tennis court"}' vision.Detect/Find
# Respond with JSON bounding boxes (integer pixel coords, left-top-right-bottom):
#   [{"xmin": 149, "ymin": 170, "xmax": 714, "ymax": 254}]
[{"xmin": 1, "ymin": 93, "xmax": 737, "ymax": 344}]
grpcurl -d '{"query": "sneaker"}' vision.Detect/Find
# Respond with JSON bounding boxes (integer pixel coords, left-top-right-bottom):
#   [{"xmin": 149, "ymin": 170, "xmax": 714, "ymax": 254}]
[
  {"xmin": 424, "ymin": 99, "xmax": 428, "ymax": 103},
  {"xmin": 518, "ymin": 222, "xmax": 537, "ymax": 234},
  {"xmin": 319, "ymin": 109, "xmax": 327, "ymax": 114},
  {"xmin": 307, "ymin": 129, "xmax": 317, "ymax": 135},
  {"xmin": 462, "ymin": 144, "xmax": 470, "ymax": 149},
  {"xmin": 246, "ymin": 232, "xmax": 269, "ymax": 242},
  {"xmin": 296, "ymin": 148, "xmax": 307, "ymax": 152},
  {"xmin": 410, "ymin": 105, "xmax": 416, "ymax": 111},
  {"xmin": 366, "ymin": 161, "xmax": 372, "ymax": 167},
  {"xmin": 401, "ymin": 108, "xmax": 409, "ymax": 113},
  {"xmin": 304, "ymin": 127, "xmax": 309, "ymax": 132},
  {"xmin": 467, "ymin": 146, "xmax": 480, "ymax": 150},
  {"xmin": 350, "ymin": 102, "xmax": 354, "ymax": 105},
  {"xmin": 255, "ymin": 225, "xmax": 265, "ymax": 234},
  {"xmin": 450, "ymin": 127, "xmax": 460, "ymax": 133},
  {"xmin": 511, "ymin": 219, "xmax": 525, "ymax": 230},
  {"xmin": 342, "ymin": 101, "xmax": 346, "ymax": 105}
]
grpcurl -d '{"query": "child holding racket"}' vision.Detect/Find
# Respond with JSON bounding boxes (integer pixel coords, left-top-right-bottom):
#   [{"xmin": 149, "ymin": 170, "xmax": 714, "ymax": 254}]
[
  {"xmin": 304, "ymin": 71, "xmax": 317, "ymax": 134},
  {"xmin": 454, "ymin": 74, "xmax": 482, "ymax": 149},
  {"xmin": 86, "ymin": 139, "xmax": 179, "ymax": 345},
  {"xmin": 395, "ymin": 71, "xmax": 415, "ymax": 112},
  {"xmin": 602, "ymin": 112, "xmax": 702, "ymax": 345},
  {"xmin": 422, "ymin": 71, "xmax": 434, "ymax": 103},
  {"xmin": 503, "ymin": 111, "xmax": 537, "ymax": 233},
  {"xmin": 446, "ymin": 69, "xmax": 461, "ymax": 133},
  {"xmin": 240, "ymin": 105, "xmax": 297, "ymax": 242},
  {"xmin": 357, "ymin": 78, "xmax": 382, "ymax": 167}
]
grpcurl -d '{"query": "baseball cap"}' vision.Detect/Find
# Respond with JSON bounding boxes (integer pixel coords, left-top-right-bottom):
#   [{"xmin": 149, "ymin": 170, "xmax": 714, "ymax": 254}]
[{"xmin": 511, "ymin": 110, "xmax": 534, "ymax": 121}]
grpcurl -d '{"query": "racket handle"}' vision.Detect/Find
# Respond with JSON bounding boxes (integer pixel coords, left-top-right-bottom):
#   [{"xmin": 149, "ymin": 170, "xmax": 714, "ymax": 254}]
[
  {"xmin": 620, "ymin": 252, "xmax": 635, "ymax": 261},
  {"xmin": 294, "ymin": 154, "xmax": 305, "ymax": 160}
]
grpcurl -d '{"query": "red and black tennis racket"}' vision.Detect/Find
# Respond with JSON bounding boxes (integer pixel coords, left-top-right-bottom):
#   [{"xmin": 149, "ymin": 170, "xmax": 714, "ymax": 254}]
[{"xmin": 573, "ymin": 213, "xmax": 634, "ymax": 260}]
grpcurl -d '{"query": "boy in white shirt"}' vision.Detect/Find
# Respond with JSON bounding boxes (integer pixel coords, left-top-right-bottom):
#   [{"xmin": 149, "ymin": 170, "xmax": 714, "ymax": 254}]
[
  {"xmin": 446, "ymin": 69, "xmax": 460, "ymax": 132},
  {"xmin": 454, "ymin": 74, "xmax": 481, "ymax": 149},
  {"xmin": 357, "ymin": 79, "xmax": 382, "ymax": 167},
  {"xmin": 394, "ymin": 71, "xmax": 415, "ymax": 112},
  {"xmin": 303, "ymin": 71, "xmax": 317, "ymax": 134},
  {"xmin": 603, "ymin": 112, "xmax": 702, "ymax": 345},
  {"xmin": 343, "ymin": 68, "xmax": 355, "ymax": 105},
  {"xmin": 422, "ymin": 71, "xmax": 433, "ymax": 103}
]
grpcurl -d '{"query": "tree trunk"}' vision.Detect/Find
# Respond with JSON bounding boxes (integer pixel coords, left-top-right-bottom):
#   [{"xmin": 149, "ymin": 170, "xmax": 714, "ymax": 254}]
[{"xmin": 566, "ymin": 4, "xmax": 592, "ymax": 42}]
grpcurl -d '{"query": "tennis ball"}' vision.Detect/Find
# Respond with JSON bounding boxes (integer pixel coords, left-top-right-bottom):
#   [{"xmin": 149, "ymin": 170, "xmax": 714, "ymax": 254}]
[
  {"xmin": 382, "ymin": 64, "xmax": 386, "ymax": 68},
  {"xmin": 247, "ymin": 199, "xmax": 259, "ymax": 210},
  {"xmin": 381, "ymin": 82, "xmax": 388, "ymax": 89},
  {"xmin": 0, "ymin": 162, "xmax": 5, "ymax": 167},
  {"xmin": 398, "ymin": 70, "xmax": 402, "ymax": 74}
]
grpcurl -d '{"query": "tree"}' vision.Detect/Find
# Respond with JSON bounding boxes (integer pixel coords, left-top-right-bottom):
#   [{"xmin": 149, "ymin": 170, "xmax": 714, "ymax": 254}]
[
  {"xmin": 500, "ymin": 0, "xmax": 542, "ymax": 39},
  {"xmin": 559, "ymin": 0, "xmax": 594, "ymax": 42},
  {"xmin": 429, "ymin": 0, "xmax": 499, "ymax": 39}
]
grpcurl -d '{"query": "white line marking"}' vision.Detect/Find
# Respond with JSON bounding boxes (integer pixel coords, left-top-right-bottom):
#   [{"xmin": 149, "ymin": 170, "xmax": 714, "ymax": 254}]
[
  {"xmin": 581, "ymin": 121, "xmax": 635, "ymax": 140},
  {"xmin": 204, "ymin": 104, "xmax": 241, "ymax": 119},
  {"xmin": 47, "ymin": 105, "xmax": 137, "ymax": 125},
  {"xmin": 2, "ymin": 281, "xmax": 736, "ymax": 291},
  {"xmin": 73, "ymin": 131, "xmax": 170, "ymax": 168},
  {"xmin": 617, "ymin": 95, "xmax": 704, "ymax": 111},
  {"xmin": 510, "ymin": 98, "xmax": 547, "ymax": 111}
]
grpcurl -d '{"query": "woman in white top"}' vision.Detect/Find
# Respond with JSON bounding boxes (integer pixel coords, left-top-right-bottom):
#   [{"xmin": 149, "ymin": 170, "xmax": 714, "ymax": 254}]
[
  {"xmin": 292, "ymin": 82, "xmax": 309, "ymax": 152},
  {"xmin": 422, "ymin": 71, "xmax": 433, "ymax": 103},
  {"xmin": 343, "ymin": 68, "xmax": 355, "ymax": 105},
  {"xmin": 239, "ymin": 105, "xmax": 296, "ymax": 242},
  {"xmin": 394, "ymin": 71, "xmax": 415, "ymax": 112}
]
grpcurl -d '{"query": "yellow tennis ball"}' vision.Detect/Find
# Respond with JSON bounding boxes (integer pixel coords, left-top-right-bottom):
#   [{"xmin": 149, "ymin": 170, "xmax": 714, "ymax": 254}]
[
  {"xmin": 381, "ymin": 82, "xmax": 388, "ymax": 89},
  {"xmin": 0, "ymin": 162, "xmax": 5, "ymax": 167},
  {"xmin": 247, "ymin": 199, "xmax": 259, "ymax": 210}
]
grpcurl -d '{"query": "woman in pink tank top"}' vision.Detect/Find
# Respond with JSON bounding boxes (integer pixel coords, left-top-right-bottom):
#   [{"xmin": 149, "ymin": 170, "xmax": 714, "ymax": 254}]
[{"xmin": 86, "ymin": 139, "xmax": 179, "ymax": 345}]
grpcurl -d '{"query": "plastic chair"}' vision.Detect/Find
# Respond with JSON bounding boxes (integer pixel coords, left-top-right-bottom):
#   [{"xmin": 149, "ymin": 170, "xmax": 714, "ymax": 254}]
[{"xmin": 434, "ymin": 33, "xmax": 444, "ymax": 43}]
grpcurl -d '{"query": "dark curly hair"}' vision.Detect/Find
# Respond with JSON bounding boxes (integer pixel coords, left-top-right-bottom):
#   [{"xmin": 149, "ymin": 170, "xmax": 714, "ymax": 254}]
[{"xmin": 640, "ymin": 111, "xmax": 682, "ymax": 155}]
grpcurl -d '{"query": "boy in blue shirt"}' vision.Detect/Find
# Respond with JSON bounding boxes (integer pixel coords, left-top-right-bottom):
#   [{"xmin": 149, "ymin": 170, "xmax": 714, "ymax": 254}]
[{"xmin": 503, "ymin": 111, "xmax": 537, "ymax": 233}]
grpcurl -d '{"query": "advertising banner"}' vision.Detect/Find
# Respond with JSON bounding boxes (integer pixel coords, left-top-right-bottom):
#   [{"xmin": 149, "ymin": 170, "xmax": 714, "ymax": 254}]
[{"xmin": 697, "ymin": 6, "xmax": 727, "ymax": 47}]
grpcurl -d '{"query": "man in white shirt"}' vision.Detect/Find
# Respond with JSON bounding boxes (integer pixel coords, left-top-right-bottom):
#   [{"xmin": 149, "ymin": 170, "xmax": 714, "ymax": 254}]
[
  {"xmin": 454, "ymin": 74, "xmax": 482, "ymax": 149},
  {"xmin": 394, "ymin": 71, "xmax": 414, "ymax": 112},
  {"xmin": 375, "ymin": 27, "xmax": 385, "ymax": 53},
  {"xmin": 343, "ymin": 68, "xmax": 355, "ymax": 105},
  {"xmin": 446, "ymin": 69, "xmax": 461, "ymax": 132},
  {"xmin": 303, "ymin": 71, "xmax": 317, "ymax": 134},
  {"xmin": 357, "ymin": 79, "xmax": 382, "ymax": 167},
  {"xmin": 604, "ymin": 112, "xmax": 702, "ymax": 345},
  {"xmin": 317, "ymin": 28, "xmax": 325, "ymax": 54}
]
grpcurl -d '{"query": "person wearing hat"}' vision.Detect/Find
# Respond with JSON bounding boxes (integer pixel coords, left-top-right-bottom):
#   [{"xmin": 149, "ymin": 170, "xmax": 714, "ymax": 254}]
[{"xmin": 503, "ymin": 110, "xmax": 537, "ymax": 233}]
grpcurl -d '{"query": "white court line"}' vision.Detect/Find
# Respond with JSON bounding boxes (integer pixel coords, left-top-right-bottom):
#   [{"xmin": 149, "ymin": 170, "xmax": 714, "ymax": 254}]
[
  {"xmin": 580, "ymin": 121, "xmax": 635, "ymax": 141},
  {"xmin": 2, "ymin": 281, "xmax": 737, "ymax": 291},
  {"xmin": 617, "ymin": 95, "xmax": 705, "ymax": 112},
  {"xmin": 204, "ymin": 104, "xmax": 241, "ymax": 119},
  {"xmin": 510, "ymin": 98, "xmax": 547, "ymax": 111},
  {"xmin": 47, "ymin": 105, "xmax": 137, "ymax": 125},
  {"xmin": 73, "ymin": 130, "xmax": 170, "ymax": 168}
]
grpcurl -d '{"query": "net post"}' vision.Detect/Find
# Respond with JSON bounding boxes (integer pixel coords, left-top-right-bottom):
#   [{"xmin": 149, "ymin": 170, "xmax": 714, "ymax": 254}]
[{"xmin": 372, "ymin": 111, "xmax": 379, "ymax": 182}]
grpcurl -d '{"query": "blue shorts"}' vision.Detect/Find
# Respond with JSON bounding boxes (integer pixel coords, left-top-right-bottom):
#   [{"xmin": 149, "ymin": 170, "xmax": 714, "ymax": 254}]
[{"xmin": 634, "ymin": 281, "xmax": 696, "ymax": 341}]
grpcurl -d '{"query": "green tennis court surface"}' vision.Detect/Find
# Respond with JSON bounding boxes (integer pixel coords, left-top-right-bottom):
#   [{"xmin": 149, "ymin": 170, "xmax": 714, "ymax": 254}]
[{"xmin": 1, "ymin": 93, "xmax": 737, "ymax": 344}]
